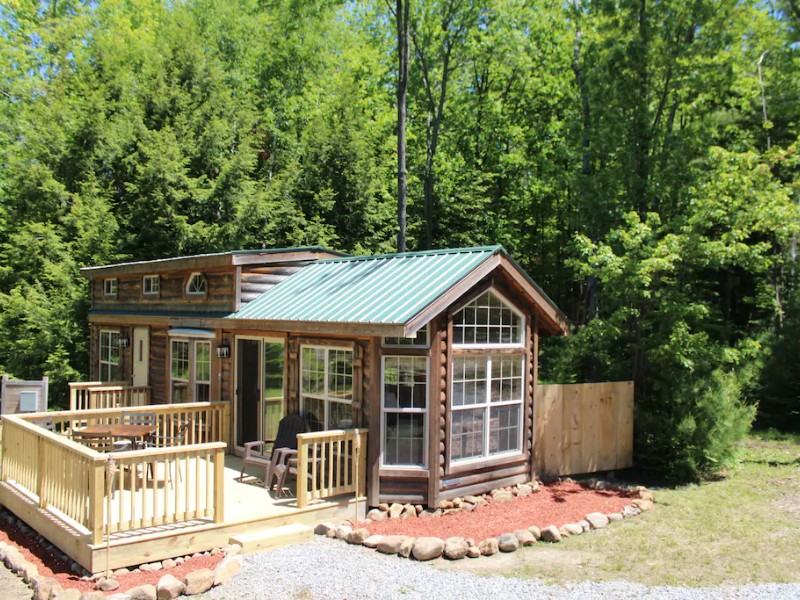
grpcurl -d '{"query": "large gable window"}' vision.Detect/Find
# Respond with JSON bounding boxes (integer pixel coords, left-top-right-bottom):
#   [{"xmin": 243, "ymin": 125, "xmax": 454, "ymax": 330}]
[
  {"xmin": 452, "ymin": 290, "xmax": 523, "ymax": 346},
  {"xmin": 301, "ymin": 346, "xmax": 353, "ymax": 430},
  {"xmin": 450, "ymin": 289, "xmax": 525, "ymax": 463}
]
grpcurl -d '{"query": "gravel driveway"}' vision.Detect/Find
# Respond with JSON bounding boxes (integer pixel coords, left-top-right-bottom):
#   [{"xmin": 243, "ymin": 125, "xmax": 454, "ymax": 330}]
[{"xmin": 192, "ymin": 537, "xmax": 800, "ymax": 600}]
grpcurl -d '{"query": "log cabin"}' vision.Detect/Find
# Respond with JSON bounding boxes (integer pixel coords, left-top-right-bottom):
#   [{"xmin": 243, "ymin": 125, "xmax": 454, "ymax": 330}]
[{"xmin": 80, "ymin": 245, "xmax": 569, "ymax": 507}]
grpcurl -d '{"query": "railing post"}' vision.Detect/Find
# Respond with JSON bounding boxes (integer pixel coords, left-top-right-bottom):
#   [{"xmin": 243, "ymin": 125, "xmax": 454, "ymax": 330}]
[
  {"xmin": 37, "ymin": 435, "xmax": 46, "ymax": 508},
  {"xmin": 296, "ymin": 435, "xmax": 309, "ymax": 508},
  {"xmin": 213, "ymin": 447, "xmax": 225, "ymax": 523},
  {"xmin": 89, "ymin": 461, "xmax": 105, "ymax": 545},
  {"xmin": 358, "ymin": 430, "xmax": 367, "ymax": 499}
]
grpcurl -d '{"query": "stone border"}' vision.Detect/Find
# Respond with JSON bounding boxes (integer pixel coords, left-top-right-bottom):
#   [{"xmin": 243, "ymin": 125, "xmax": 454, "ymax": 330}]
[
  {"xmin": 0, "ymin": 509, "xmax": 244, "ymax": 600},
  {"xmin": 315, "ymin": 478, "xmax": 655, "ymax": 561}
]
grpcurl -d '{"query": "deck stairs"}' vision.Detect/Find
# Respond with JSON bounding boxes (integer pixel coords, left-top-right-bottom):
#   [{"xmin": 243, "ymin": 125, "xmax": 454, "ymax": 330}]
[{"xmin": 229, "ymin": 523, "xmax": 314, "ymax": 554}]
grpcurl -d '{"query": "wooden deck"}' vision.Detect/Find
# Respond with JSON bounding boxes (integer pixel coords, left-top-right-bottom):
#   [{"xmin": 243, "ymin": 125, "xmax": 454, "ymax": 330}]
[
  {"xmin": 0, "ymin": 453, "xmax": 363, "ymax": 573},
  {"xmin": 0, "ymin": 402, "xmax": 366, "ymax": 574}
]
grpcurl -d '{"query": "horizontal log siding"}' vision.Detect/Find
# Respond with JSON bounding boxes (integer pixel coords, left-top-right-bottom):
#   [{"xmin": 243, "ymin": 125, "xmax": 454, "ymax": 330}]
[
  {"xmin": 378, "ymin": 475, "xmax": 428, "ymax": 505},
  {"xmin": 150, "ymin": 328, "xmax": 168, "ymax": 404},
  {"xmin": 92, "ymin": 269, "xmax": 235, "ymax": 313},
  {"xmin": 239, "ymin": 263, "xmax": 307, "ymax": 305},
  {"xmin": 439, "ymin": 458, "xmax": 530, "ymax": 500}
]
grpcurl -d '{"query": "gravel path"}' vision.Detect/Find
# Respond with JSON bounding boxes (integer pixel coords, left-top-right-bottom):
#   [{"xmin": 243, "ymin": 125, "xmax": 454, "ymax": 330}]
[{"xmin": 192, "ymin": 537, "xmax": 800, "ymax": 600}]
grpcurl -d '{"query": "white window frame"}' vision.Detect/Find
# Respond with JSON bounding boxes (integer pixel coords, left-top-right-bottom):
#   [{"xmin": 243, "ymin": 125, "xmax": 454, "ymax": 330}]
[
  {"xmin": 451, "ymin": 288, "xmax": 526, "ymax": 349},
  {"xmin": 382, "ymin": 324, "xmax": 430, "ymax": 349},
  {"xmin": 185, "ymin": 272, "xmax": 207, "ymax": 296},
  {"xmin": 300, "ymin": 345, "xmax": 354, "ymax": 430},
  {"xmin": 103, "ymin": 278, "xmax": 118, "ymax": 297},
  {"xmin": 99, "ymin": 329, "xmax": 121, "ymax": 381},
  {"xmin": 142, "ymin": 274, "xmax": 160, "ymax": 296},
  {"xmin": 449, "ymin": 354, "xmax": 525, "ymax": 465},
  {"xmin": 381, "ymin": 355, "xmax": 429, "ymax": 469},
  {"xmin": 169, "ymin": 336, "xmax": 213, "ymax": 403}
]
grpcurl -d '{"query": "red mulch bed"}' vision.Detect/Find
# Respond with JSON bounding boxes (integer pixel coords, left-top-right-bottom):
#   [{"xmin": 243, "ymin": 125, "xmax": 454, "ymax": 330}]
[
  {"xmin": 365, "ymin": 482, "xmax": 635, "ymax": 541},
  {"xmin": 0, "ymin": 511, "xmax": 222, "ymax": 595}
]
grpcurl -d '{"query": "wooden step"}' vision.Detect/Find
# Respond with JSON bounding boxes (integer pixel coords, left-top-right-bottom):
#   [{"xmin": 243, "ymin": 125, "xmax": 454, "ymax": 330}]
[{"xmin": 229, "ymin": 524, "xmax": 314, "ymax": 554}]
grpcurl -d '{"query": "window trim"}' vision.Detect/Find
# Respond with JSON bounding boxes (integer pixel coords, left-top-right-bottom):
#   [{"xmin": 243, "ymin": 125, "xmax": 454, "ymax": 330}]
[
  {"xmin": 449, "ymin": 353, "xmax": 525, "ymax": 466},
  {"xmin": 300, "ymin": 344, "xmax": 354, "ymax": 430},
  {"xmin": 142, "ymin": 274, "xmax": 160, "ymax": 297},
  {"xmin": 169, "ymin": 337, "xmax": 212, "ymax": 403},
  {"xmin": 185, "ymin": 272, "xmax": 208, "ymax": 297},
  {"xmin": 382, "ymin": 324, "xmax": 430, "ymax": 349},
  {"xmin": 380, "ymin": 355, "xmax": 429, "ymax": 470},
  {"xmin": 451, "ymin": 287, "xmax": 526, "ymax": 349},
  {"xmin": 103, "ymin": 278, "xmax": 118, "ymax": 297},
  {"xmin": 99, "ymin": 329, "xmax": 121, "ymax": 382}
]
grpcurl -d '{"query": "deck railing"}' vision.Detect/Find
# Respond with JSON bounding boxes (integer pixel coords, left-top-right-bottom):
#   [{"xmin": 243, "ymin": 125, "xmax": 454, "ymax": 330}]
[
  {"xmin": 69, "ymin": 382, "xmax": 151, "ymax": 411},
  {"xmin": 295, "ymin": 429, "xmax": 367, "ymax": 508},
  {"xmin": 1, "ymin": 403, "xmax": 229, "ymax": 544}
]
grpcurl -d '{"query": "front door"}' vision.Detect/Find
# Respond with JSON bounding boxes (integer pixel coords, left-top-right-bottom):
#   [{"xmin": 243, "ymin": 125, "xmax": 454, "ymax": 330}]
[
  {"xmin": 235, "ymin": 338, "xmax": 286, "ymax": 449},
  {"xmin": 132, "ymin": 327, "xmax": 149, "ymax": 387}
]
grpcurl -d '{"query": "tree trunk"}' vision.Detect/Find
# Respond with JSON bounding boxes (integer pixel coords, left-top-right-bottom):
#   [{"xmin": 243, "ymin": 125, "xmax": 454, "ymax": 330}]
[{"xmin": 396, "ymin": 0, "xmax": 410, "ymax": 252}]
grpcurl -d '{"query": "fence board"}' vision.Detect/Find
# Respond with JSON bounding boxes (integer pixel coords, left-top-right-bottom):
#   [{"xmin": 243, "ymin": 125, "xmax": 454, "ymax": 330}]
[{"xmin": 535, "ymin": 381, "xmax": 633, "ymax": 477}]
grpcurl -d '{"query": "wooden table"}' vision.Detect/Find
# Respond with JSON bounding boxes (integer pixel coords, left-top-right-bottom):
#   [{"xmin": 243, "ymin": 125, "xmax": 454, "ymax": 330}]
[{"xmin": 74, "ymin": 424, "xmax": 156, "ymax": 445}]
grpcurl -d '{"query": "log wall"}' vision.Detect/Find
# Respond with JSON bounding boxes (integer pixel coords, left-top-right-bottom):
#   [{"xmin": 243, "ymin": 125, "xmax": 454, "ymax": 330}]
[{"xmin": 238, "ymin": 264, "xmax": 307, "ymax": 305}]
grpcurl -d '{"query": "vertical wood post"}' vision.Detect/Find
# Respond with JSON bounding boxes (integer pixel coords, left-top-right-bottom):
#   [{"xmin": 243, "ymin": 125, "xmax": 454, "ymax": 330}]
[
  {"xmin": 296, "ymin": 436, "xmax": 309, "ymax": 508},
  {"xmin": 213, "ymin": 447, "xmax": 225, "ymax": 523},
  {"xmin": 37, "ymin": 435, "xmax": 46, "ymax": 508},
  {"xmin": 89, "ymin": 461, "xmax": 105, "ymax": 545}
]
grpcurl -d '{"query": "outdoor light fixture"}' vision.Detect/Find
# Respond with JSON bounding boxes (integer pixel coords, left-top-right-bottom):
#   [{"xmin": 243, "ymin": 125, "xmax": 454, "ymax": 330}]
[
  {"xmin": 118, "ymin": 335, "xmax": 130, "ymax": 348},
  {"xmin": 216, "ymin": 339, "xmax": 231, "ymax": 359}
]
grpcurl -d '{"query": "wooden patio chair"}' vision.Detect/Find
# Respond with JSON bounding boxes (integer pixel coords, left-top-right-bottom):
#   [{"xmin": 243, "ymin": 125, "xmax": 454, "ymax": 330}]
[{"xmin": 239, "ymin": 413, "xmax": 306, "ymax": 489}]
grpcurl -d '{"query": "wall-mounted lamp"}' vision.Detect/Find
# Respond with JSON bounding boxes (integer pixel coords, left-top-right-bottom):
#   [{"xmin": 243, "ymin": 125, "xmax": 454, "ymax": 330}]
[
  {"xmin": 118, "ymin": 335, "xmax": 130, "ymax": 348},
  {"xmin": 216, "ymin": 339, "xmax": 231, "ymax": 359}
]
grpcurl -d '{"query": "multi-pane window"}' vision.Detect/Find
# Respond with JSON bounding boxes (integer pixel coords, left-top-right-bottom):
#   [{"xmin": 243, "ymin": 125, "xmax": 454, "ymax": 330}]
[
  {"xmin": 103, "ymin": 278, "xmax": 118, "ymax": 297},
  {"xmin": 300, "ymin": 346, "xmax": 353, "ymax": 430},
  {"xmin": 451, "ymin": 355, "xmax": 524, "ymax": 461},
  {"xmin": 143, "ymin": 275, "xmax": 159, "ymax": 296},
  {"xmin": 452, "ymin": 290, "xmax": 523, "ymax": 346},
  {"xmin": 382, "ymin": 356, "xmax": 427, "ymax": 467},
  {"xmin": 170, "ymin": 338, "xmax": 211, "ymax": 402},
  {"xmin": 186, "ymin": 272, "xmax": 207, "ymax": 296},
  {"xmin": 99, "ymin": 330, "xmax": 121, "ymax": 381},
  {"xmin": 383, "ymin": 326, "xmax": 429, "ymax": 348}
]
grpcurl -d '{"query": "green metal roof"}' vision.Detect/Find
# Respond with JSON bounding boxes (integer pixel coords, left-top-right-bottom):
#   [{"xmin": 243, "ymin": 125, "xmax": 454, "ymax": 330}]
[{"xmin": 227, "ymin": 246, "xmax": 504, "ymax": 326}]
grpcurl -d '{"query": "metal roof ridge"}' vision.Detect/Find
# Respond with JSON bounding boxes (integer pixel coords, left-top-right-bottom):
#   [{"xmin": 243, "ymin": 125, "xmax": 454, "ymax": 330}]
[{"xmin": 315, "ymin": 245, "xmax": 505, "ymax": 265}]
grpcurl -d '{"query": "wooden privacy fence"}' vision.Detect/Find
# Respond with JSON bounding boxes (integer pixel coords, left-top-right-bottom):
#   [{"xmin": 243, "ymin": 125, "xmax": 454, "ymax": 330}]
[
  {"xmin": 1, "ymin": 403, "xmax": 230, "ymax": 544},
  {"xmin": 1, "ymin": 375, "xmax": 48, "ymax": 414},
  {"xmin": 295, "ymin": 429, "xmax": 367, "ymax": 508},
  {"xmin": 534, "ymin": 381, "xmax": 634, "ymax": 477},
  {"xmin": 69, "ymin": 382, "xmax": 150, "ymax": 411}
]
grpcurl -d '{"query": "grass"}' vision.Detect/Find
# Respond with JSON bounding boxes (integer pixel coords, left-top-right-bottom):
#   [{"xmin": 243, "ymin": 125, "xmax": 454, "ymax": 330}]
[{"xmin": 437, "ymin": 431, "xmax": 800, "ymax": 587}]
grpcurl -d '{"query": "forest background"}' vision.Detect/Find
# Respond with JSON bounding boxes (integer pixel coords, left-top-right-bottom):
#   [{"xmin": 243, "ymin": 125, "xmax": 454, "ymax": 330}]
[{"xmin": 1, "ymin": 0, "xmax": 798, "ymax": 480}]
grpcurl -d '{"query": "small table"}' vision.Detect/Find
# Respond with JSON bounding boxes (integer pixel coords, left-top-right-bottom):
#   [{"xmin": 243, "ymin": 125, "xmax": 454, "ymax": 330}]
[{"xmin": 75, "ymin": 424, "xmax": 156, "ymax": 446}]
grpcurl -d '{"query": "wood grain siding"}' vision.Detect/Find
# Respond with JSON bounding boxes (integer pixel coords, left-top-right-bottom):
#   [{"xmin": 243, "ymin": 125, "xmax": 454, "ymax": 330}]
[
  {"xmin": 220, "ymin": 329, "xmax": 234, "ymax": 404},
  {"xmin": 440, "ymin": 457, "xmax": 530, "ymax": 500},
  {"xmin": 91, "ymin": 269, "xmax": 236, "ymax": 313},
  {"xmin": 89, "ymin": 324, "xmax": 99, "ymax": 381},
  {"xmin": 149, "ymin": 328, "xmax": 168, "ymax": 404},
  {"xmin": 378, "ymin": 475, "xmax": 428, "ymax": 505},
  {"xmin": 239, "ymin": 264, "xmax": 307, "ymax": 305}
]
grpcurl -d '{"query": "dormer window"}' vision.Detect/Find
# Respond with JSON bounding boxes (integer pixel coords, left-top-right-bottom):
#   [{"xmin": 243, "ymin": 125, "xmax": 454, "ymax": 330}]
[
  {"xmin": 143, "ymin": 275, "xmax": 159, "ymax": 296},
  {"xmin": 185, "ymin": 272, "xmax": 207, "ymax": 296},
  {"xmin": 103, "ymin": 278, "xmax": 118, "ymax": 297}
]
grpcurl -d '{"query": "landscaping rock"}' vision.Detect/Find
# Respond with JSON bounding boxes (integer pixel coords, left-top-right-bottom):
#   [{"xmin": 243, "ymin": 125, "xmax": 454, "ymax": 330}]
[
  {"xmin": 579, "ymin": 520, "xmax": 591, "ymax": 532},
  {"xmin": 540, "ymin": 526, "xmax": 561, "ymax": 543},
  {"xmin": 389, "ymin": 503, "xmax": 404, "ymax": 519},
  {"xmin": 466, "ymin": 546, "xmax": 481, "ymax": 558},
  {"xmin": 225, "ymin": 544, "xmax": 243, "ymax": 556},
  {"xmin": 528, "ymin": 525, "xmax": 541, "ymax": 540},
  {"xmin": 622, "ymin": 505, "xmax": 640, "ymax": 518},
  {"xmin": 183, "ymin": 569, "xmax": 214, "ymax": 595},
  {"xmin": 96, "ymin": 578, "xmax": 120, "ymax": 592},
  {"xmin": 33, "ymin": 576, "xmax": 57, "ymax": 600},
  {"xmin": 125, "ymin": 584, "xmax": 156, "ymax": 600},
  {"xmin": 106, "ymin": 594, "xmax": 131, "ymax": 600},
  {"xmin": 4, "ymin": 547, "xmax": 26, "ymax": 573},
  {"xmin": 513, "ymin": 529, "xmax": 536, "ymax": 546},
  {"xmin": 155, "ymin": 574, "xmax": 184, "ymax": 600},
  {"xmin": 80, "ymin": 592, "xmax": 107, "ymax": 600},
  {"xmin": 415, "ymin": 505, "xmax": 424, "ymax": 514},
  {"xmin": 498, "ymin": 533, "xmax": 519, "ymax": 552},
  {"xmin": 516, "ymin": 484, "xmax": 534, "ymax": 496},
  {"xmin": 400, "ymin": 504, "xmax": 417, "ymax": 519},
  {"xmin": 213, "ymin": 555, "xmax": 243, "ymax": 586},
  {"xmin": 563, "ymin": 523, "xmax": 583, "ymax": 536},
  {"xmin": 443, "ymin": 537, "xmax": 469, "ymax": 560},
  {"xmin": 585, "ymin": 512, "xmax": 610, "ymax": 529},
  {"xmin": 22, "ymin": 562, "xmax": 39, "ymax": 584},
  {"xmin": 114, "ymin": 569, "xmax": 131, "ymax": 578},
  {"xmin": 608, "ymin": 512, "xmax": 623, "ymax": 522},
  {"xmin": 638, "ymin": 490, "xmax": 655, "ymax": 502},
  {"xmin": 632, "ymin": 499, "xmax": 654, "ymax": 512},
  {"xmin": 437, "ymin": 500, "xmax": 454, "ymax": 510},
  {"xmin": 377, "ymin": 503, "xmax": 390, "ymax": 512},
  {"xmin": 376, "ymin": 535, "xmax": 414, "ymax": 555},
  {"xmin": 412, "ymin": 537, "xmax": 445, "ymax": 561},
  {"xmin": 345, "ymin": 528, "xmax": 370, "ymax": 545},
  {"xmin": 334, "ymin": 525, "xmax": 353, "ymax": 540},
  {"xmin": 362, "ymin": 535, "xmax": 383, "ymax": 549},
  {"xmin": 52, "ymin": 588, "xmax": 81, "ymax": 600},
  {"xmin": 490, "ymin": 489, "xmax": 514, "ymax": 503},
  {"xmin": 479, "ymin": 538, "xmax": 499, "ymax": 556},
  {"xmin": 366, "ymin": 509, "xmax": 386, "ymax": 522}
]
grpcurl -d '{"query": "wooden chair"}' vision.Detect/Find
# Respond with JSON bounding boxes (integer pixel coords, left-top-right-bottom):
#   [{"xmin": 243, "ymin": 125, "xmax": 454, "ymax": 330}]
[
  {"xmin": 239, "ymin": 414, "xmax": 306, "ymax": 489},
  {"xmin": 137, "ymin": 424, "xmax": 189, "ymax": 487}
]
